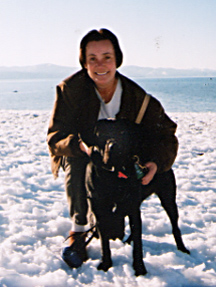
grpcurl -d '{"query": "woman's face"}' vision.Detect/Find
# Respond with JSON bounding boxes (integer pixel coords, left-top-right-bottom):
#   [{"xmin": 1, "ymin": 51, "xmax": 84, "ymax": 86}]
[{"xmin": 84, "ymin": 40, "xmax": 117, "ymax": 89}]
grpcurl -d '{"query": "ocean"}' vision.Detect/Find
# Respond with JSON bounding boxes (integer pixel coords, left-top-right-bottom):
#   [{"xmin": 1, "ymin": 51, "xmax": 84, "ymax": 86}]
[{"xmin": 0, "ymin": 76, "xmax": 215, "ymax": 112}]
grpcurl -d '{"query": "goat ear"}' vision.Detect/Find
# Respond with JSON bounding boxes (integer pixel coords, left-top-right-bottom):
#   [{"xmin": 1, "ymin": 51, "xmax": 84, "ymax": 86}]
[{"xmin": 103, "ymin": 141, "xmax": 110, "ymax": 164}]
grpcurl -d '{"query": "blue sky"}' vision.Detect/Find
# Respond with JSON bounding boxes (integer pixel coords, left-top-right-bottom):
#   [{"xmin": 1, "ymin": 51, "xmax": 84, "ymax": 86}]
[{"xmin": 0, "ymin": 0, "xmax": 215, "ymax": 69}]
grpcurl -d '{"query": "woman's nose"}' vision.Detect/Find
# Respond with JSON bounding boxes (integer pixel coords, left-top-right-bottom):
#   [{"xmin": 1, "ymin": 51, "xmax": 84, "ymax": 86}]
[{"xmin": 96, "ymin": 59, "xmax": 104, "ymax": 66}]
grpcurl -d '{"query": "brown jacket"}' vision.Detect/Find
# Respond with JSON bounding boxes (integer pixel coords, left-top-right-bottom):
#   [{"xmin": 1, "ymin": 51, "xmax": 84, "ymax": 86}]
[{"xmin": 47, "ymin": 69, "xmax": 178, "ymax": 178}]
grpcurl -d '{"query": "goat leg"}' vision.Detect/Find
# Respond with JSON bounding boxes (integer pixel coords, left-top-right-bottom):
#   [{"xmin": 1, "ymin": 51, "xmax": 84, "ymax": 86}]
[
  {"xmin": 129, "ymin": 210, "xmax": 147, "ymax": 276},
  {"xmin": 97, "ymin": 222, "xmax": 112, "ymax": 271}
]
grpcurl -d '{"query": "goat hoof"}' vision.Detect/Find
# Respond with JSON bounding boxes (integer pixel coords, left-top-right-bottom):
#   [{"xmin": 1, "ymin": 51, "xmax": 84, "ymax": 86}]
[
  {"xmin": 134, "ymin": 262, "xmax": 147, "ymax": 276},
  {"xmin": 97, "ymin": 260, "xmax": 112, "ymax": 272}
]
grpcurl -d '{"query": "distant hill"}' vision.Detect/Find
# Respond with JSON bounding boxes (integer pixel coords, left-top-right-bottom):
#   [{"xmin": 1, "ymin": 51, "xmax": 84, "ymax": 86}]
[
  {"xmin": 0, "ymin": 64, "xmax": 77, "ymax": 80},
  {"xmin": 119, "ymin": 65, "xmax": 216, "ymax": 78},
  {"xmin": 0, "ymin": 63, "xmax": 216, "ymax": 79}
]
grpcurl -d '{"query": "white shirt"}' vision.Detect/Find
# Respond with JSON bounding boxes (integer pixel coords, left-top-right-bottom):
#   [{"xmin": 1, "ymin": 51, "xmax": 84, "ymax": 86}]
[{"xmin": 95, "ymin": 79, "xmax": 122, "ymax": 120}]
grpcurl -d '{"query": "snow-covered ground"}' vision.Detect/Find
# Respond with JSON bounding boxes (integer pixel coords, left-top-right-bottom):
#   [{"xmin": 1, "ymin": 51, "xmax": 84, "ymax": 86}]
[{"xmin": 0, "ymin": 110, "xmax": 216, "ymax": 287}]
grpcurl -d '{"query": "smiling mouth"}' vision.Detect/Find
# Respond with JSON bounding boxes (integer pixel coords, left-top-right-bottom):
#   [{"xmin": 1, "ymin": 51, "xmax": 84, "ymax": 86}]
[{"xmin": 95, "ymin": 71, "xmax": 108, "ymax": 76}]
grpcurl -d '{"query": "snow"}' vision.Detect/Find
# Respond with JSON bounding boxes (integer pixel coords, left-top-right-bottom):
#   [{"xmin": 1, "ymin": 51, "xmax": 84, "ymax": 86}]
[{"xmin": 0, "ymin": 110, "xmax": 216, "ymax": 287}]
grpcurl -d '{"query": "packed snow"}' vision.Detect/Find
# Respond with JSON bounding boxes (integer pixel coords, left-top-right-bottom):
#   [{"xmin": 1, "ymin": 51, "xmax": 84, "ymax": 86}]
[{"xmin": 0, "ymin": 110, "xmax": 216, "ymax": 287}]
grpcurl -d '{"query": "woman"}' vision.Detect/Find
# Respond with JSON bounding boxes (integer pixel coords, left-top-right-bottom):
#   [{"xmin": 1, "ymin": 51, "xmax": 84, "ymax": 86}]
[{"xmin": 47, "ymin": 28, "xmax": 178, "ymax": 262}]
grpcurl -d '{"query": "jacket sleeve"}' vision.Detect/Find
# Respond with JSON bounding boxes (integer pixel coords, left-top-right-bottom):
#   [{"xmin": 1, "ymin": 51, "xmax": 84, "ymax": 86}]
[
  {"xmin": 141, "ymin": 97, "xmax": 178, "ymax": 173},
  {"xmin": 47, "ymin": 83, "xmax": 84, "ymax": 159}
]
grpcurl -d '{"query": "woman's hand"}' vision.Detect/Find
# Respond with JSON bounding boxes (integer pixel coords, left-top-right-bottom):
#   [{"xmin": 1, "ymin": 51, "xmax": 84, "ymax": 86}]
[
  {"xmin": 141, "ymin": 162, "xmax": 157, "ymax": 185},
  {"xmin": 79, "ymin": 141, "xmax": 92, "ymax": 157}
]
